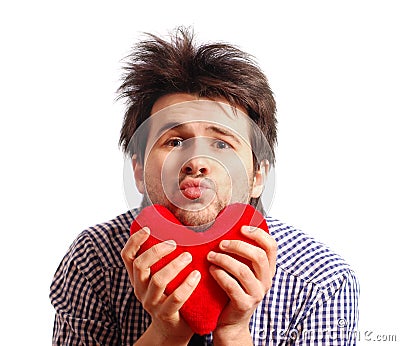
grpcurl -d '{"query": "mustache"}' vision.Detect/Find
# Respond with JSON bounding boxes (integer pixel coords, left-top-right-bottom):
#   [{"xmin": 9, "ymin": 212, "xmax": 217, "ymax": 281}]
[{"xmin": 179, "ymin": 173, "xmax": 205, "ymax": 183}]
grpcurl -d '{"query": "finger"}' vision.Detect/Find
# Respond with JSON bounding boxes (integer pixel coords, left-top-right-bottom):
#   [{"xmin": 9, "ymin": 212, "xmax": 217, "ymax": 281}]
[
  {"xmin": 133, "ymin": 239, "xmax": 177, "ymax": 284},
  {"xmin": 121, "ymin": 227, "xmax": 151, "ymax": 262},
  {"xmin": 240, "ymin": 226, "xmax": 272, "ymax": 251},
  {"xmin": 146, "ymin": 252, "xmax": 193, "ymax": 304},
  {"xmin": 207, "ymin": 251, "xmax": 257, "ymax": 295},
  {"xmin": 121, "ymin": 227, "xmax": 150, "ymax": 284},
  {"xmin": 241, "ymin": 226, "xmax": 278, "ymax": 277},
  {"xmin": 209, "ymin": 265, "xmax": 246, "ymax": 304},
  {"xmin": 162, "ymin": 270, "xmax": 201, "ymax": 315},
  {"xmin": 218, "ymin": 239, "xmax": 270, "ymax": 285}
]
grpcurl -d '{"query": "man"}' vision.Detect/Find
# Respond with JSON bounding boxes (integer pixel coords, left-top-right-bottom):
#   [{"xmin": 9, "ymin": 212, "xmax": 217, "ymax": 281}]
[{"xmin": 50, "ymin": 28, "xmax": 359, "ymax": 345}]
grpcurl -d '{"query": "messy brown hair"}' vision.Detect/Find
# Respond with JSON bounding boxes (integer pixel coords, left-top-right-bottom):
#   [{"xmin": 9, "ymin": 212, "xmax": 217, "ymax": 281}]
[{"xmin": 117, "ymin": 27, "xmax": 277, "ymax": 166}]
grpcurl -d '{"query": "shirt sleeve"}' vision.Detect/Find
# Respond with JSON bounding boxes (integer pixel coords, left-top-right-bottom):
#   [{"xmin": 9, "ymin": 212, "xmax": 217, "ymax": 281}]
[
  {"xmin": 50, "ymin": 231, "xmax": 120, "ymax": 346},
  {"xmin": 292, "ymin": 269, "xmax": 360, "ymax": 346}
]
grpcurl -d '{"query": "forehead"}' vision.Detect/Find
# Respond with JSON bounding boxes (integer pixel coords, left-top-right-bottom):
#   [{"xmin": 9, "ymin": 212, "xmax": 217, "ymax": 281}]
[{"xmin": 151, "ymin": 93, "xmax": 248, "ymax": 115}]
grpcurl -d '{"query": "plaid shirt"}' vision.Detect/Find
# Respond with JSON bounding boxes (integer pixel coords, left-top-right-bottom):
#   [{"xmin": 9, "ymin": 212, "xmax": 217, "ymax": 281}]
[{"xmin": 50, "ymin": 209, "xmax": 359, "ymax": 345}]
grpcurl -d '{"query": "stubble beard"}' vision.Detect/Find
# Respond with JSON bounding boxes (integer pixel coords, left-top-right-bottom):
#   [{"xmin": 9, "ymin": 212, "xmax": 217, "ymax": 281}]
[
  {"xmin": 169, "ymin": 199, "xmax": 226, "ymax": 228},
  {"xmin": 140, "ymin": 188, "xmax": 227, "ymax": 228},
  {"xmin": 141, "ymin": 179, "xmax": 252, "ymax": 229}
]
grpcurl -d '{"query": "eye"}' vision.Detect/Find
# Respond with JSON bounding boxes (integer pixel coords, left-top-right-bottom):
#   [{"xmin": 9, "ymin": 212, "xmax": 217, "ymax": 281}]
[
  {"xmin": 213, "ymin": 140, "xmax": 232, "ymax": 150},
  {"xmin": 166, "ymin": 138, "xmax": 184, "ymax": 147}
]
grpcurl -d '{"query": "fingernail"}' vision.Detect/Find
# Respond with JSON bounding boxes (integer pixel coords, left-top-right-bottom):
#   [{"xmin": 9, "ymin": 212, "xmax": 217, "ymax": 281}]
[
  {"xmin": 141, "ymin": 227, "xmax": 150, "ymax": 234},
  {"xmin": 208, "ymin": 251, "xmax": 216, "ymax": 260},
  {"xmin": 164, "ymin": 239, "xmax": 176, "ymax": 247},
  {"xmin": 242, "ymin": 225, "xmax": 256, "ymax": 233},
  {"xmin": 180, "ymin": 252, "xmax": 192, "ymax": 263},
  {"xmin": 188, "ymin": 270, "xmax": 201, "ymax": 284},
  {"xmin": 220, "ymin": 240, "xmax": 230, "ymax": 249}
]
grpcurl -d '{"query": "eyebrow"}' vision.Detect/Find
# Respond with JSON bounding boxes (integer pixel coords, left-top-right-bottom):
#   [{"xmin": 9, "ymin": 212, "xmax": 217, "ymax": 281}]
[
  {"xmin": 154, "ymin": 121, "xmax": 183, "ymax": 139},
  {"xmin": 154, "ymin": 122, "xmax": 242, "ymax": 145},
  {"xmin": 204, "ymin": 125, "xmax": 242, "ymax": 145}
]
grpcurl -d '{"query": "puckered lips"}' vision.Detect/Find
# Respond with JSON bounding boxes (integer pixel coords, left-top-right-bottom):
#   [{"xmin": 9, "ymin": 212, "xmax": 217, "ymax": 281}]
[{"xmin": 179, "ymin": 178, "xmax": 213, "ymax": 200}]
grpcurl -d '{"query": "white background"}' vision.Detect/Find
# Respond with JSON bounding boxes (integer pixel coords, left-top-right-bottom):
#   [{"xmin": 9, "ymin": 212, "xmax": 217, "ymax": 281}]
[{"xmin": 1, "ymin": 1, "xmax": 399, "ymax": 344}]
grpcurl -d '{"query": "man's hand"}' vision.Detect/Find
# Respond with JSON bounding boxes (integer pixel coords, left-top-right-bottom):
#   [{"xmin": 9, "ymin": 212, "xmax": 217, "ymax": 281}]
[
  {"xmin": 121, "ymin": 227, "xmax": 201, "ymax": 346},
  {"xmin": 208, "ymin": 225, "xmax": 277, "ymax": 346}
]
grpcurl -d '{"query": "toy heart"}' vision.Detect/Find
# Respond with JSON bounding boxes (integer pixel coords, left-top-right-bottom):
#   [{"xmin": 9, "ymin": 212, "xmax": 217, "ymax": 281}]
[{"xmin": 130, "ymin": 203, "xmax": 269, "ymax": 335}]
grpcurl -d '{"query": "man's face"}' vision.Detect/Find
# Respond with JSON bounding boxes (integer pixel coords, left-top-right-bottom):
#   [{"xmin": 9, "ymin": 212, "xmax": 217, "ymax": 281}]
[{"xmin": 133, "ymin": 94, "xmax": 264, "ymax": 227}]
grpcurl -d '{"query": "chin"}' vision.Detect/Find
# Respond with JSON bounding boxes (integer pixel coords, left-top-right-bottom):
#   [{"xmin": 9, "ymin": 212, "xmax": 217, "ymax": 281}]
[
  {"xmin": 172, "ymin": 204, "xmax": 223, "ymax": 227},
  {"xmin": 142, "ymin": 193, "xmax": 226, "ymax": 227}
]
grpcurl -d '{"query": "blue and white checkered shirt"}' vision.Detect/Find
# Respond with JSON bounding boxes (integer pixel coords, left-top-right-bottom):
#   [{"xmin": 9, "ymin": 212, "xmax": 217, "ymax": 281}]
[{"xmin": 50, "ymin": 209, "xmax": 359, "ymax": 345}]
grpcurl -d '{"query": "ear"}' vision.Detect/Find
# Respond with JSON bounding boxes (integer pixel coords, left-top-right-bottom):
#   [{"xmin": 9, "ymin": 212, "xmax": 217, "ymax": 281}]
[
  {"xmin": 132, "ymin": 154, "xmax": 145, "ymax": 194},
  {"xmin": 250, "ymin": 160, "xmax": 269, "ymax": 198}
]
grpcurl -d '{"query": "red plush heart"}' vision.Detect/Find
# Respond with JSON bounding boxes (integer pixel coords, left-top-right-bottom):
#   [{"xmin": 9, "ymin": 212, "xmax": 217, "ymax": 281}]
[{"xmin": 130, "ymin": 203, "xmax": 269, "ymax": 335}]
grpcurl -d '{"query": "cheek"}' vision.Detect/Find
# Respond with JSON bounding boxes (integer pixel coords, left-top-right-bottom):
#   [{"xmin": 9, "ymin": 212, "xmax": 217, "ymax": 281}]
[
  {"xmin": 145, "ymin": 148, "xmax": 171, "ymax": 168},
  {"xmin": 145, "ymin": 152, "xmax": 182, "ymax": 192},
  {"xmin": 220, "ymin": 150, "xmax": 253, "ymax": 181},
  {"xmin": 143, "ymin": 154, "xmax": 165, "ymax": 182},
  {"xmin": 239, "ymin": 150, "xmax": 255, "ymax": 181}
]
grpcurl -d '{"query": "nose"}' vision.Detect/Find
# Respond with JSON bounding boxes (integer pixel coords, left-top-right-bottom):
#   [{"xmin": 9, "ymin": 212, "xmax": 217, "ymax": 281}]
[
  {"xmin": 181, "ymin": 156, "xmax": 211, "ymax": 176},
  {"xmin": 179, "ymin": 137, "xmax": 213, "ymax": 176}
]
